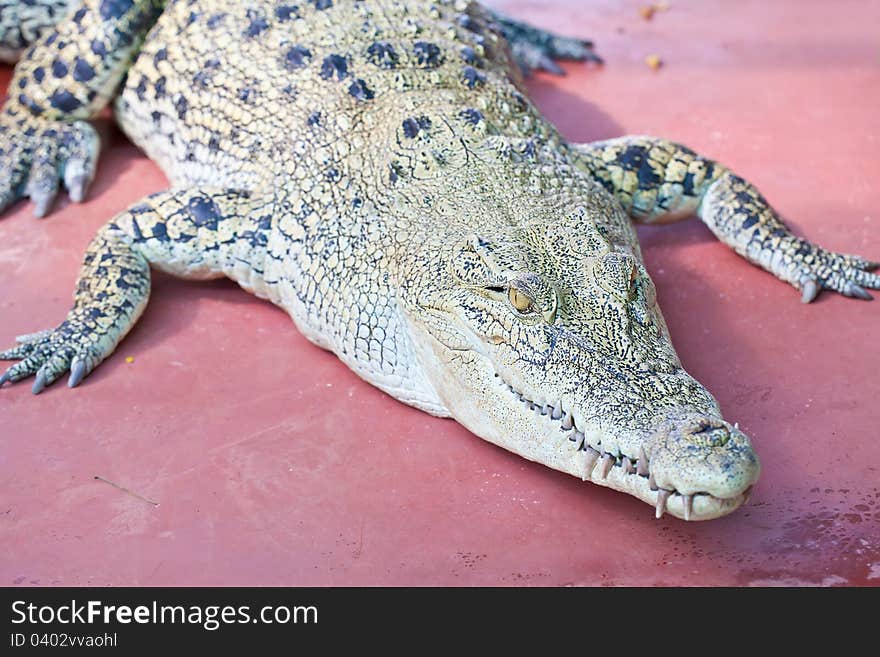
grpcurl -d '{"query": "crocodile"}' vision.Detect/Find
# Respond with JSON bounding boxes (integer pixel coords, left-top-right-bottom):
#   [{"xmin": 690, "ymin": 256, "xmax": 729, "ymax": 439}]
[{"xmin": 1, "ymin": 1, "xmax": 877, "ymax": 521}]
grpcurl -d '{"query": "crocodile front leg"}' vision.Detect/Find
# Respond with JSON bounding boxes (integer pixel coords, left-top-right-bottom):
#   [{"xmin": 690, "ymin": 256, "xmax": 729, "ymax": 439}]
[
  {"xmin": 573, "ymin": 136, "xmax": 879, "ymax": 302},
  {"xmin": 0, "ymin": 0, "xmax": 165, "ymax": 217},
  {"xmin": 0, "ymin": 187, "xmax": 273, "ymax": 393}
]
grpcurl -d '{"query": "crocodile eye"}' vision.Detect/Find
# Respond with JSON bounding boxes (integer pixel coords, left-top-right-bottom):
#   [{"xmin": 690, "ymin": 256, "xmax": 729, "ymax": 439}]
[{"xmin": 508, "ymin": 288, "xmax": 534, "ymax": 313}]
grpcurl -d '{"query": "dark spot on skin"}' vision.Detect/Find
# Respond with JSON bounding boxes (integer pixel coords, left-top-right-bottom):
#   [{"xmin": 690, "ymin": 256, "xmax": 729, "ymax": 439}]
[
  {"xmin": 522, "ymin": 140, "xmax": 537, "ymax": 158},
  {"xmin": 389, "ymin": 164, "xmax": 398, "ymax": 184},
  {"xmin": 207, "ymin": 12, "xmax": 226, "ymax": 29},
  {"xmin": 99, "ymin": 0, "xmax": 134, "ymax": 21},
  {"xmin": 352, "ymin": 197, "xmax": 363, "ymax": 208},
  {"xmin": 459, "ymin": 108, "xmax": 483, "ymax": 124},
  {"xmin": 244, "ymin": 14, "xmax": 269, "ymax": 38},
  {"xmin": 636, "ymin": 161, "xmax": 661, "ymax": 188},
  {"xmin": 51, "ymin": 59, "xmax": 68, "ymax": 78},
  {"xmin": 135, "ymin": 77, "xmax": 147, "ymax": 100},
  {"xmin": 413, "ymin": 41, "xmax": 443, "ymax": 68},
  {"xmin": 174, "ymin": 95, "xmax": 188, "ymax": 119},
  {"xmin": 150, "ymin": 111, "xmax": 161, "ymax": 125},
  {"xmin": 460, "ymin": 46, "xmax": 480, "ymax": 65},
  {"xmin": 208, "ymin": 136, "xmax": 220, "ymax": 152},
  {"xmin": 741, "ymin": 215, "xmax": 759, "ymax": 230},
  {"xmin": 73, "ymin": 7, "xmax": 87, "ymax": 23},
  {"xmin": 17, "ymin": 78, "xmax": 27, "ymax": 89},
  {"xmin": 151, "ymin": 223, "xmax": 169, "ymax": 242},
  {"xmin": 238, "ymin": 87, "xmax": 256, "ymax": 103},
  {"xmin": 188, "ymin": 196, "xmax": 223, "ymax": 229},
  {"xmin": 134, "ymin": 78, "xmax": 147, "ymax": 100},
  {"xmin": 186, "ymin": 10, "xmax": 200, "ymax": 26},
  {"xmin": 734, "ymin": 189, "xmax": 754, "ymax": 205},
  {"xmin": 72, "ymin": 58, "xmax": 96, "ymax": 82},
  {"xmin": 48, "ymin": 90, "xmax": 81, "ymax": 112},
  {"xmin": 307, "ymin": 111, "xmax": 321, "ymax": 126},
  {"xmin": 18, "ymin": 94, "xmax": 43, "ymax": 116},
  {"xmin": 91, "ymin": 39, "xmax": 107, "ymax": 56},
  {"xmin": 402, "ymin": 116, "xmax": 431, "ymax": 138},
  {"xmin": 366, "ymin": 41, "xmax": 399, "ymax": 69},
  {"xmin": 283, "ymin": 85, "xmax": 296, "ymax": 98},
  {"xmin": 402, "ymin": 118, "xmax": 419, "ymax": 138},
  {"xmin": 311, "ymin": 0, "xmax": 333, "ymax": 9},
  {"xmin": 326, "ymin": 168, "xmax": 341, "ymax": 182},
  {"xmin": 348, "ymin": 79, "xmax": 374, "ymax": 101},
  {"xmin": 153, "ymin": 48, "xmax": 167, "ymax": 65},
  {"xmin": 320, "ymin": 54, "xmax": 349, "ymax": 80},
  {"xmin": 154, "ymin": 76, "xmax": 166, "ymax": 98},
  {"xmin": 456, "ymin": 14, "xmax": 482, "ymax": 34},
  {"xmin": 285, "ymin": 45, "xmax": 312, "ymax": 69},
  {"xmin": 682, "ymin": 172, "xmax": 696, "ymax": 196},
  {"xmin": 461, "ymin": 65, "xmax": 485, "ymax": 88},
  {"xmin": 45, "ymin": 33, "xmax": 57, "ymax": 46},
  {"xmin": 276, "ymin": 5, "xmax": 299, "ymax": 21},
  {"xmin": 193, "ymin": 70, "xmax": 211, "ymax": 86},
  {"xmin": 33, "ymin": 67, "xmax": 45, "ymax": 82}
]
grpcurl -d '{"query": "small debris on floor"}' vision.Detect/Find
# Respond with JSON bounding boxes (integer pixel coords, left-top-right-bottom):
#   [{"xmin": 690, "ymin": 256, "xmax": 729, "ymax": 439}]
[
  {"xmin": 645, "ymin": 54, "xmax": 663, "ymax": 70},
  {"xmin": 125, "ymin": 356, "xmax": 135, "ymax": 364},
  {"xmin": 639, "ymin": 5, "xmax": 656, "ymax": 20},
  {"xmin": 639, "ymin": 2, "xmax": 671, "ymax": 20}
]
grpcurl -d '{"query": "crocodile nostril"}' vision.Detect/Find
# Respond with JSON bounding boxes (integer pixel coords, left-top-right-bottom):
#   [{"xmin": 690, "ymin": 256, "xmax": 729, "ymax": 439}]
[{"xmin": 688, "ymin": 423, "xmax": 730, "ymax": 447}]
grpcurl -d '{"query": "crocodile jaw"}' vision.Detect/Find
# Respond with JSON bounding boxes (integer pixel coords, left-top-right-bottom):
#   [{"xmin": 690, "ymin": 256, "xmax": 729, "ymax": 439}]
[{"xmin": 405, "ymin": 312, "xmax": 760, "ymax": 522}]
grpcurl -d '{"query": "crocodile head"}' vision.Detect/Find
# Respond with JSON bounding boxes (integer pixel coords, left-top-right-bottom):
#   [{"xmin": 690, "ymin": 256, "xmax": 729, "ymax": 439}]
[{"xmin": 401, "ymin": 207, "xmax": 760, "ymax": 521}]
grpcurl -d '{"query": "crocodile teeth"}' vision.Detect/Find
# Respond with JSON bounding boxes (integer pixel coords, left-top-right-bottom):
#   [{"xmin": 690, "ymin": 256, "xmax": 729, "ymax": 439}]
[
  {"xmin": 648, "ymin": 471, "xmax": 658, "ymax": 491},
  {"xmin": 598, "ymin": 453, "xmax": 614, "ymax": 479},
  {"xmin": 568, "ymin": 430, "xmax": 585, "ymax": 450},
  {"xmin": 622, "ymin": 456, "xmax": 635, "ymax": 474},
  {"xmin": 682, "ymin": 494, "xmax": 693, "ymax": 521},
  {"xmin": 551, "ymin": 405, "xmax": 564, "ymax": 420},
  {"xmin": 637, "ymin": 446, "xmax": 649, "ymax": 476},
  {"xmin": 561, "ymin": 410, "xmax": 574, "ymax": 430},
  {"xmin": 655, "ymin": 489, "xmax": 671, "ymax": 519},
  {"xmin": 582, "ymin": 447, "xmax": 600, "ymax": 479}
]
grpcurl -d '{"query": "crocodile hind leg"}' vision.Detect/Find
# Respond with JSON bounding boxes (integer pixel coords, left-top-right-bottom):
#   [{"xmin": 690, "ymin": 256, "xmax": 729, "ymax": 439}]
[
  {"xmin": 0, "ymin": 187, "xmax": 273, "ymax": 393},
  {"xmin": 573, "ymin": 136, "xmax": 879, "ymax": 302},
  {"xmin": 0, "ymin": 0, "xmax": 73, "ymax": 63},
  {"xmin": 486, "ymin": 7, "xmax": 602, "ymax": 75},
  {"xmin": 0, "ymin": 0, "xmax": 165, "ymax": 217}
]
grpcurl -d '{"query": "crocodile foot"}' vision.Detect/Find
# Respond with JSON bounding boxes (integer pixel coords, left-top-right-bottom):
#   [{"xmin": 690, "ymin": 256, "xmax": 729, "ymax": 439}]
[
  {"xmin": 793, "ymin": 246, "xmax": 880, "ymax": 302},
  {"xmin": 0, "ymin": 113, "xmax": 99, "ymax": 218},
  {"xmin": 0, "ymin": 321, "xmax": 105, "ymax": 393},
  {"xmin": 488, "ymin": 10, "xmax": 603, "ymax": 76}
]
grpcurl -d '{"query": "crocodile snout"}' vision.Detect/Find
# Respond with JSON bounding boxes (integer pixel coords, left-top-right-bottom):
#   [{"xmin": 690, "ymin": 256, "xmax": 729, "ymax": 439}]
[{"xmin": 646, "ymin": 414, "xmax": 760, "ymax": 502}]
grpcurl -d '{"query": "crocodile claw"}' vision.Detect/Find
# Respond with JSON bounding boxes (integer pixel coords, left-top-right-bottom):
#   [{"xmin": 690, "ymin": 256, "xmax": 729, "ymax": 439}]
[
  {"xmin": 0, "ymin": 116, "xmax": 99, "ymax": 220},
  {"xmin": 794, "ymin": 242, "xmax": 880, "ymax": 303},
  {"xmin": 801, "ymin": 279, "xmax": 820, "ymax": 304},
  {"xmin": 488, "ymin": 8, "xmax": 602, "ymax": 77}
]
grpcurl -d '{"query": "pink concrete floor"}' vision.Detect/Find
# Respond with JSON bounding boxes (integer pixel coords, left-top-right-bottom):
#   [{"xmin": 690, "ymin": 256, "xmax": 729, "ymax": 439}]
[{"xmin": 1, "ymin": 0, "xmax": 879, "ymax": 586}]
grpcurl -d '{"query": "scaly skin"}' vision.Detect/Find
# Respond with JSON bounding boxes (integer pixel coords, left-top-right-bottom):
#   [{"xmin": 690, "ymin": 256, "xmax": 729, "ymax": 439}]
[
  {"xmin": 1, "ymin": 1, "xmax": 877, "ymax": 520},
  {"xmin": 0, "ymin": 0, "xmax": 74, "ymax": 62}
]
